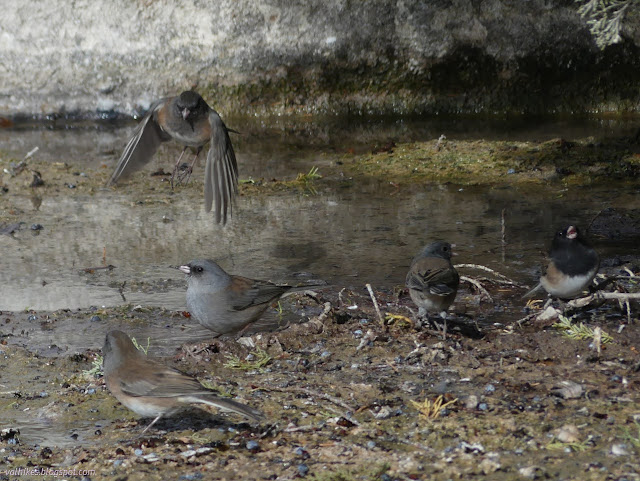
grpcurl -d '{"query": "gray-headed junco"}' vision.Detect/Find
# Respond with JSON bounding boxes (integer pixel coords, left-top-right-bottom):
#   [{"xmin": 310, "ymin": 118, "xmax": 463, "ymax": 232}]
[
  {"xmin": 523, "ymin": 225, "xmax": 600, "ymax": 299},
  {"xmin": 102, "ymin": 330, "xmax": 263, "ymax": 433},
  {"xmin": 406, "ymin": 241, "xmax": 460, "ymax": 335},
  {"xmin": 108, "ymin": 91, "xmax": 238, "ymax": 224},
  {"xmin": 179, "ymin": 259, "xmax": 314, "ymax": 337}
]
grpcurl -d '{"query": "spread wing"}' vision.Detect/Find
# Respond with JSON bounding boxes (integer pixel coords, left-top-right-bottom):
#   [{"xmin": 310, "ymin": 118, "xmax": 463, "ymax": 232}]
[
  {"xmin": 107, "ymin": 99, "xmax": 170, "ymax": 185},
  {"xmin": 204, "ymin": 110, "xmax": 239, "ymax": 224}
]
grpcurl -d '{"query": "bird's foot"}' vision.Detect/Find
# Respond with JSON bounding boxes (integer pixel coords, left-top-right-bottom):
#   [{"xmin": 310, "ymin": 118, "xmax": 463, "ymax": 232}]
[
  {"xmin": 176, "ymin": 164, "xmax": 194, "ymax": 185},
  {"xmin": 174, "ymin": 149, "xmax": 201, "ymax": 186},
  {"xmin": 170, "ymin": 148, "xmax": 189, "ymax": 190}
]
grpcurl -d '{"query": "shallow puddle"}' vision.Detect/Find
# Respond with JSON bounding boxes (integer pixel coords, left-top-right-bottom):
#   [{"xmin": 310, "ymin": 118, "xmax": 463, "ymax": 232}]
[
  {"xmin": 2, "ymin": 116, "xmax": 640, "ymax": 342},
  {"xmin": 2, "ymin": 180, "xmax": 638, "ymax": 308}
]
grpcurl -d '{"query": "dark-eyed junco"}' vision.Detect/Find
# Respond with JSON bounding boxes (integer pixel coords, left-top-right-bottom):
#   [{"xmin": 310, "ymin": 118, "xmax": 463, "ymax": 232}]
[
  {"xmin": 406, "ymin": 241, "xmax": 460, "ymax": 335},
  {"xmin": 179, "ymin": 259, "xmax": 313, "ymax": 337},
  {"xmin": 108, "ymin": 91, "xmax": 238, "ymax": 224},
  {"xmin": 102, "ymin": 330, "xmax": 263, "ymax": 433},
  {"xmin": 523, "ymin": 225, "xmax": 600, "ymax": 299}
]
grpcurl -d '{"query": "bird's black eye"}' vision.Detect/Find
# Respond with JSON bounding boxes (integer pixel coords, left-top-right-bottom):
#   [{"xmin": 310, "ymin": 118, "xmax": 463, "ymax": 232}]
[
  {"xmin": 443, "ymin": 246, "xmax": 449, "ymax": 251},
  {"xmin": 194, "ymin": 266, "xmax": 204, "ymax": 273}
]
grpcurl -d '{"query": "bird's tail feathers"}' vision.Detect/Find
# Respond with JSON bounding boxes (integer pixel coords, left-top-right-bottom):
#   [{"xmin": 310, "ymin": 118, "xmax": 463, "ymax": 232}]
[
  {"xmin": 521, "ymin": 282, "xmax": 543, "ymax": 300},
  {"xmin": 185, "ymin": 395, "xmax": 264, "ymax": 421}
]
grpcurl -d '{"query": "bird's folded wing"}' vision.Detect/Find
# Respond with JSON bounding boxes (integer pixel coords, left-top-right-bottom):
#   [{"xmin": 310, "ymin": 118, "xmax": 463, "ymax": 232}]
[
  {"xmin": 230, "ymin": 277, "xmax": 289, "ymax": 310},
  {"xmin": 406, "ymin": 268, "xmax": 458, "ymax": 295},
  {"xmin": 204, "ymin": 111, "xmax": 239, "ymax": 224},
  {"xmin": 108, "ymin": 99, "xmax": 169, "ymax": 185},
  {"xmin": 119, "ymin": 365, "xmax": 203, "ymax": 398}
]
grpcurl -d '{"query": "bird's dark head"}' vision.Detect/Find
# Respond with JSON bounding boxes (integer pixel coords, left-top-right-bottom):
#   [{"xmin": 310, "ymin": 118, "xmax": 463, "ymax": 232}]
[
  {"xmin": 176, "ymin": 91, "xmax": 209, "ymax": 128},
  {"xmin": 558, "ymin": 225, "xmax": 579, "ymax": 241},
  {"xmin": 420, "ymin": 241, "xmax": 454, "ymax": 260},
  {"xmin": 179, "ymin": 259, "xmax": 230, "ymax": 287}
]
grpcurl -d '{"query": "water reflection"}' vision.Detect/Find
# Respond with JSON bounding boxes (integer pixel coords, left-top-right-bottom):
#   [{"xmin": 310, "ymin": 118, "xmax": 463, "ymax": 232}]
[{"xmin": 2, "ymin": 180, "xmax": 638, "ymax": 313}]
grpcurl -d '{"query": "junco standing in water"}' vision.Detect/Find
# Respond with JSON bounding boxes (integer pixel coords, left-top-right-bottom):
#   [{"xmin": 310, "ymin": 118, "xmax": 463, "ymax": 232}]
[
  {"xmin": 523, "ymin": 225, "xmax": 599, "ymax": 299},
  {"xmin": 405, "ymin": 241, "xmax": 460, "ymax": 337},
  {"xmin": 179, "ymin": 259, "xmax": 313, "ymax": 337},
  {"xmin": 108, "ymin": 91, "xmax": 238, "ymax": 224},
  {"xmin": 102, "ymin": 330, "xmax": 263, "ymax": 433}
]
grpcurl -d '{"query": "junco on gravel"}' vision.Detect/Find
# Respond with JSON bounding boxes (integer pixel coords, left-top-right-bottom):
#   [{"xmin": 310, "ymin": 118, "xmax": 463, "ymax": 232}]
[
  {"xmin": 405, "ymin": 241, "xmax": 460, "ymax": 336},
  {"xmin": 108, "ymin": 90, "xmax": 238, "ymax": 224},
  {"xmin": 523, "ymin": 225, "xmax": 600, "ymax": 299},
  {"xmin": 179, "ymin": 259, "xmax": 316, "ymax": 337},
  {"xmin": 102, "ymin": 330, "xmax": 263, "ymax": 433}
]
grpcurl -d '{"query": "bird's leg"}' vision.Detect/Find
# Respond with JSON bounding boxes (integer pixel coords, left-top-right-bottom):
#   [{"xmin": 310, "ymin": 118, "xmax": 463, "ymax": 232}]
[
  {"xmin": 177, "ymin": 147, "xmax": 202, "ymax": 185},
  {"xmin": 171, "ymin": 148, "xmax": 189, "ymax": 190},
  {"xmin": 140, "ymin": 414, "xmax": 163, "ymax": 434},
  {"xmin": 438, "ymin": 311, "xmax": 448, "ymax": 340}
]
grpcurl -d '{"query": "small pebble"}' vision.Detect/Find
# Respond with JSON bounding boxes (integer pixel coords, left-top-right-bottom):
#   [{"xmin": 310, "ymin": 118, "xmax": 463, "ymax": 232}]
[
  {"xmin": 381, "ymin": 475, "xmax": 392, "ymax": 481},
  {"xmin": 30, "ymin": 224, "xmax": 43, "ymax": 231},
  {"xmin": 85, "ymin": 388, "xmax": 96, "ymax": 395},
  {"xmin": 366, "ymin": 441, "xmax": 376, "ymax": 449},
  {"xmin": 90, "ymin": 315, "xmax": 101, "ymax": 322},
  {"xmin": 293, "ymin": 447, "xmax": 307, "ymax": 456},
  {"xmin": 375, "ymin": 406, "xmax": 392, "ymax": 419},
  {"xmin": 179, "ymin": 474, "xmax": 204, "ymax": 481},
  {"xmin": 611, "ymin": 443, "xmax": 629, "ymax": 456},
  {"xmin": 359, "ymin": 319, "xmax": 369, "ymax": 325},
  {"xmin": 246, "ymin": 440, "xmax": 259, "ymax": 451},
  {"xmin": 484, "ymin": 384, "xmax": 496, "ymax": 393},
  {"xmin": 478, "ymin": 402, "xmax": 488, "ymax": 411},
  {"xmin": 297, "ymin": 464, "xmax": 309, "ymax": 476},
  {"xmin": 507, "ymin": 168, "xmax": 516, "ymax": 174},
  {"xmin": 610, "ymin": 375, "xmax": 622, "ymax": 383},
  {"xmin": 518, "ymin": 466, "xmax": 543, "ymax": 479},
  {"xmin": 28, "ymin": 315, "xmax": 38, "ymax": 321},
  {"xmin": 113, "ymin": 460, "xmax": 123, "ymax": 467},
  {"xmin": 39, "ymin": 391, "xmax": 48, "ymax": 398},
  {"xmin": 465, "ymin": 395, "xmax": 479, "ymax": 410},
  {"xmin": 134, "ymin": 448, "xmax": 143, "ymax": 456},
  {"xmin": 353, "ymin": 329, "xmax": 363, "ymax": 338},
  {"xmin": 320, "ymin": 351, "xmax": 331, "ymax": 359}
]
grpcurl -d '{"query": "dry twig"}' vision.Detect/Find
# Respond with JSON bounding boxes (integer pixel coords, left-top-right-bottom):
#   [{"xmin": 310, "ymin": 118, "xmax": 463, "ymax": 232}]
[
  {"xmin": 366, "ymin": 283, "xmax": 384, "ymax": 324},
  {"xmin": 460, "ymin": 275, "xmax": 493, "ymax": 302},
  {"xmin": 454, "ymin": 264, "xmax": 526, "ymax": 288}
]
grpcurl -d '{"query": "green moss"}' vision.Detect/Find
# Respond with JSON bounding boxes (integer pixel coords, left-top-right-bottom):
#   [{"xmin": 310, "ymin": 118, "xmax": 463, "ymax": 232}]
[{"xmin": 337, "ymin": 136, "xmax": 640, "ymax": 186}]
